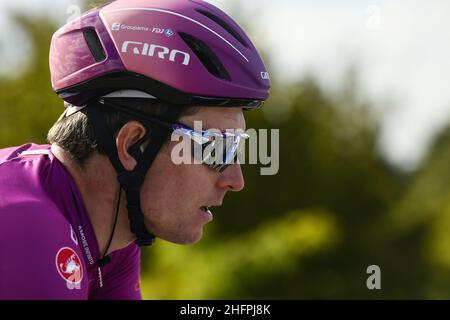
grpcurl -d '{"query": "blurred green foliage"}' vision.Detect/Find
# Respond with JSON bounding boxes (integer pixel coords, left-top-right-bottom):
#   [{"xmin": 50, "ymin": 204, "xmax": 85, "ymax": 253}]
[
  {"xmin": 1, "ymin": 12, "xmax": 449, "ymax": 299},
  {"xmin": 0, "ymin": 16, "xmax": 62, "ymax": 147}
]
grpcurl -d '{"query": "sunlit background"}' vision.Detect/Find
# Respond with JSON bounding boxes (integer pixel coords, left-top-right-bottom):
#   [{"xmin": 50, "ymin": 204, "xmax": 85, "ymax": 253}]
[{"xmin": 1, "ymin": 0, "xmax": 449, "ymax": 298}]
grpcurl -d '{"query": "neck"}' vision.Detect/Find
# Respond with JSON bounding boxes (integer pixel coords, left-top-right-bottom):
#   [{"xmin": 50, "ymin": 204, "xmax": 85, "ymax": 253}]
[{"xmin": 51, "ymin": 144, "xmax": 135, "ymax": 256}]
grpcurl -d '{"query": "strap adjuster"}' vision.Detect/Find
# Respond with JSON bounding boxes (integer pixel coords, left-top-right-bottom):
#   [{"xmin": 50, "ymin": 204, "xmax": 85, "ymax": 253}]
[{"xmin": 135, "ymin": 235, "xmax": 155, "ymax": 246}]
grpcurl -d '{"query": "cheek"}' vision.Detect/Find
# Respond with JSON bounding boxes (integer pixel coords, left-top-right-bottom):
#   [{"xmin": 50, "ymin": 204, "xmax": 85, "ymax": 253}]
[
  {"xmin": 138, "ymin": 145, "xmax": 219, "ymax": 243},
  {"xmin": 139, "ymin": 145, "xmax": 210, "ymax": 212},
  {"xmin": 140, "ymin": 161, "xmax": 183, "ymax": 212},
  {"xmin": 141, "ymin": 149, "xmax": 195, "ymax": 211}
]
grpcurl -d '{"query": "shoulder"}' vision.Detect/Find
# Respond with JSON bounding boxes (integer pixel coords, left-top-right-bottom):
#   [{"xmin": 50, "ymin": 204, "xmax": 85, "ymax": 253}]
[
  {"xmin": 0, "ymin": 145, "xmax": 74, "ymax": 240},
  {"xmin": 0, "ymin": 143, "xmax": 50, "ymax": 166},
  {"xmin": 0, "ymin": 199, "xmax": 71, "ymax": 241},
  {"xmin": 0, "ymin": 200, "xmax": 87, "ymax": 299}
]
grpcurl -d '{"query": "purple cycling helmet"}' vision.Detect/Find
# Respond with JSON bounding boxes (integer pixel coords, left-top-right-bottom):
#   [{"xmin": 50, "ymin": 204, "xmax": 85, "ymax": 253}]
[{"xmin": 50, "ymin": 0, "xmax": 271, "ymax": 108}]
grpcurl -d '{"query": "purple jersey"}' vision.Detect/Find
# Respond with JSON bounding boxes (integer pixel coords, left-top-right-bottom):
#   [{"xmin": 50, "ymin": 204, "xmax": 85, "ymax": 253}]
[{"xmin": 0, "ymin": 143, "xmax": 142, "ymax": 300}]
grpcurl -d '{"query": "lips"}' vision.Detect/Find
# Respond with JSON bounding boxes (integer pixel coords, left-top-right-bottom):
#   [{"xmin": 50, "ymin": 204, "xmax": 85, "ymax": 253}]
[
  {"xmin": 200, "ymin": 202, "xmax": 222, "ymax": 213},
  {"xmin": 199, "ymin": 206, "xmax": 213, "ymax": 221},
  {"xmin": 199, "ymin": 200, "xmax": 223, "ymax": 221}
]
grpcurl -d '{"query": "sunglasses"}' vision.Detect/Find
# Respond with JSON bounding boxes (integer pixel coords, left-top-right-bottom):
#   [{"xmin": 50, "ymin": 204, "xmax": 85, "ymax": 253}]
[
  {"xmin": 99, "ymin": 99, "xmax": 249, "ymax": 172},
  {"xmin": 171, "ymin": 123, "xmax": 249, "ymax": 172}
]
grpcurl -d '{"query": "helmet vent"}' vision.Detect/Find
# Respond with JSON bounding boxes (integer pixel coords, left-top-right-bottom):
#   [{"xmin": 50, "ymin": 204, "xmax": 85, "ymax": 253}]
[
  {"xmin": 179, "ymin": 32, "xmax": 231, "ymax": 81},
  {"xmin": 83, "ymin": 29, "xmax": 106, "ymax": 62},
  {"xmin": 196, "ymin": 9, "xmax": 248, "ymax": 48}
]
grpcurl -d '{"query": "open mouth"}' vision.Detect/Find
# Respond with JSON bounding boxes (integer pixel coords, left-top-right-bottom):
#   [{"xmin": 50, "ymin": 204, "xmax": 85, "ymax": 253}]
[
  {"xmin": 200, "ymin": 206, "xmax": 213, "ymax": 220},
  {"xmin": 200, "ymin": 206, "xmax": 210, "ymax": 213}
]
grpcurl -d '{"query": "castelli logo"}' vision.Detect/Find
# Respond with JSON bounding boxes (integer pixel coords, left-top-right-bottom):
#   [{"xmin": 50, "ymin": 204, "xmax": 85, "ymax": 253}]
[
  {"xmin": 55, "ymin": 247, "xmax": 83, "ymax": 290},
  {"xmin": 121, "ymin": 41, "xmax": 191, "ymax": 66}
]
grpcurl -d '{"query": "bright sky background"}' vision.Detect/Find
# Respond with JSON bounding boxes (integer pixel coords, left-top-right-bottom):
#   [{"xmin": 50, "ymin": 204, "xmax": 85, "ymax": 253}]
[{"xmin": 0, "ymin": 0, "xmax": 449, "ymax": 171}]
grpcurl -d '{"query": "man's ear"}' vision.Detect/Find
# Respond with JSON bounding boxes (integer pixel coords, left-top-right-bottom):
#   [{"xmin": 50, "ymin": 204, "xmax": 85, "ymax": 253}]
[
  {"xmin": 116, "ymin": 121, "xmax": 148, "ymax": 171},
  {"xmin": 128, "ymin": 144, "xmax": 143, "ymax": 162}
]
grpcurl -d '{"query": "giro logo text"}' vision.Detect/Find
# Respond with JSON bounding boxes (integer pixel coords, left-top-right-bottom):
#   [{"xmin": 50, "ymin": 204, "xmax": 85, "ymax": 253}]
[{"xmin": 121, "ymin": 41, "xmax": 191, "ymax": 66}]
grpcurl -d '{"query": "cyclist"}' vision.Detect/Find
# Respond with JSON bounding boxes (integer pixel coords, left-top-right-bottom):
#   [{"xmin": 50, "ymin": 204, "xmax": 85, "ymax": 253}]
[{"xmin": 0, "ymin": 0, "xmax": 270, "ymax": 299}]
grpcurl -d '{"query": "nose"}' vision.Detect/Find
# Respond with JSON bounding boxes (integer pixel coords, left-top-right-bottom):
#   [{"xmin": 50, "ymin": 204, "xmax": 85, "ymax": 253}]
[{"xmin": 217, "ymin": 164, "xmax": 245, "ymax": 192}]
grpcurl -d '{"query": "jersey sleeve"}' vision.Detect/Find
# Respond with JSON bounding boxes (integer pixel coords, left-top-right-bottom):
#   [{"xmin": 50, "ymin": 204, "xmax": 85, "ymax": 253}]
[
  {"xmin": 0, "ymin": 201, "xmax": 89, "ymax": 300},
  {"xmin": 89, "ymin": 243, "xmax": 142, "ymax": 300}
]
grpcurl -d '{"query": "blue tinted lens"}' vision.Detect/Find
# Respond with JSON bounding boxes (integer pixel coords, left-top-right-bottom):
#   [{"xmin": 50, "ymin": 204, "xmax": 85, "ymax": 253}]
[{"xmin": 172, "ymin": 124, "xmax": 248, "ymax": 172}]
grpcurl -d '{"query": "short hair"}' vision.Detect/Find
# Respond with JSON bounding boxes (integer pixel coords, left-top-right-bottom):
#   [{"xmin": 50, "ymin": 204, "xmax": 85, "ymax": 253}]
[{"xmin": 47, "ymin": 98, "xmax": 197, "ymax": 168}]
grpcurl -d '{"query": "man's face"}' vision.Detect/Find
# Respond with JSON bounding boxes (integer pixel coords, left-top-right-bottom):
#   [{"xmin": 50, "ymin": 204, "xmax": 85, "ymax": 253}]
[{"xmin": 140, "ymin": 107, "xmax": 246, "ymax": 244}]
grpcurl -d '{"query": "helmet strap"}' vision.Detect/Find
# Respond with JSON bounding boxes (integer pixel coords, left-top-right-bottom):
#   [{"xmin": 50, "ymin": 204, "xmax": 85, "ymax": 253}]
[{"xmin": 87, "ymin": 101, "xmax": 171, "ymax": 249}]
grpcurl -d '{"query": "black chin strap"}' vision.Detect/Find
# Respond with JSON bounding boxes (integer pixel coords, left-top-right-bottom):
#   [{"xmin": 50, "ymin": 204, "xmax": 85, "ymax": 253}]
[{"xmin": 87, "ymin": 100, "xmax": 171, "ymax": 247}]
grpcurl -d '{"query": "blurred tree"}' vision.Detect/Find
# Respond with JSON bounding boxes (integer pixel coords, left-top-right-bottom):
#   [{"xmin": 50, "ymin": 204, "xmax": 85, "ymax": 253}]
[
  {"xmin": 142, "ymin": 209, "xmax": 340, "ymax": 299},
  {"xmin": 0, "ymin": 15, "xmax": 61, "ymax": 147},
  {"xmin": 386, "ymin": 125, "xmax": 450, "ymax": 298}
]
